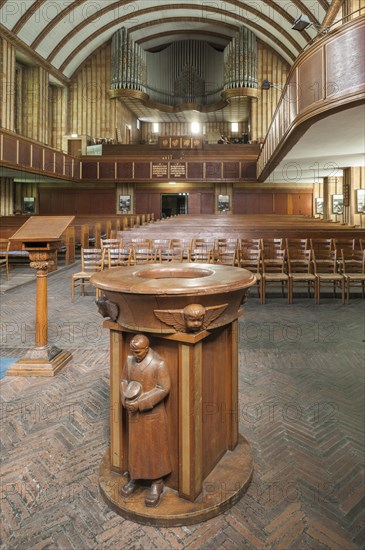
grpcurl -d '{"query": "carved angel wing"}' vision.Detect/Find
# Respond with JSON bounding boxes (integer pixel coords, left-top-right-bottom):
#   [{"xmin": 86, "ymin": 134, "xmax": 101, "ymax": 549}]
[
  {"xmin": 154, "ymin": 309, "xmax": 186, "ymax": 332},
  {"xmin": 107, "ymin": 301, "xmax": 119, "ymax": 322},
  {"xmin": 96, "ymin": 296, "xmax": 119, "ymax": 322},
  {"xmin": 202, "ymin": 304, "xmax": 228, "ymax": 329}
]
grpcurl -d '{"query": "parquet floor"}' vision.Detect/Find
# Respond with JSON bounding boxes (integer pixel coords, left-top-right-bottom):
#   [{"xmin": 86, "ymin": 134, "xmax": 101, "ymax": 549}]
[{"xmin": 0, "ymin": 265, "xmax": 364, "ymax": 549}]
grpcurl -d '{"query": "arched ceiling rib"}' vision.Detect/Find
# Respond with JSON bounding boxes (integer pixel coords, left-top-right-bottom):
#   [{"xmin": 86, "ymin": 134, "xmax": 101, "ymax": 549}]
[{"xmin": 0, "ymin": 0, "xmax": 329, "ymax": 78}]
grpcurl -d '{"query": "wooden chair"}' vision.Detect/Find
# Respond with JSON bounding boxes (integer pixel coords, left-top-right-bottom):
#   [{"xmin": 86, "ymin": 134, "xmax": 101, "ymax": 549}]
[
  {"xmin": 170, "ymin": 239, "xmax": 189, "ymax": 260},
  {"xmin": 159, "ymin": 247, "xmax": 184, "ymax": 263},
  {"xmin": 151, "ymin": 239, "xmax": 171, "ymax": 261},
  {"xmin": 312, "ymin": 249, "xmax": 344, "ymax": 304},
  {"xmin": 285, "ymin": 238, "xmax": 308, "ymax": 257},
  {"xmin": 131, "ymin": 238, "xmax": 151, "ymax": 249},
  {"xmin": 0, "ymin": 238, "xmax": 10, "ymax": 279},
  {"xmin": 214, "ymin": 238, "xmax": 239, "ymax": 264},
  {"xmin": 107, "ymin": 247, "xmax": 132, "ymax": 268},
  {"xmin": 188, "ymin": 246, "xmax": 213, "ymax": 264},
  {"xmin": 341, "ymin": 249, "xmax": 365, "ymax": 303},
  {"xmin": 239, "ymin": 247, "xmax": 262, "ymax": 302},
  {"xmin": 130, "ymin": 247, "xmax": 155, "ymax": 265},
  {"xmin": 216, "ymin": 247, "xmax": 237, "ymax": 266},
  {"xmin": 101, "ymin": 238, "xmax": 122, "ymax": 267},
  {"xmin": 287, "ymin": 249, "xmax": 315, "ymax": 304},
  {"xmin": 238, "ymin": 238, "xmax": 261, "ymax": 251},
  {"xmin": 262, "ymin": 238, "xmax": 284, "ymax": 258},
  {"xmin": 310, "ymin": 238, "xmax": 334, "ymax": 258},
  {"xmin": 261, "ymin": 249, "xmax": 289, "ymax": 304},
  {"xmin": 71, "ymin": 248, "xmax": 104, "ymax": 302},
  {"xmin": 101, "ymin": 238, "xmax": 122, "ymax": 250},
  {"xmin": 333, "ymin": 238, "xmax": 356, "ymax": 255}
]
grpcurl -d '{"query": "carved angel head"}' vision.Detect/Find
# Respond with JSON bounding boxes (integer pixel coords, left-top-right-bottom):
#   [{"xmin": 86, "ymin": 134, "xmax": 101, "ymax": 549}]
[{"xmin": 182, "ymin": 304, "xmax": 206, "ymax": 333}]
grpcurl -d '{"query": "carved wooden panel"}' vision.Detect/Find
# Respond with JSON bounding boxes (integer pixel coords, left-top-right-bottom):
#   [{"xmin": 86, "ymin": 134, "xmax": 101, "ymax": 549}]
[
  {"xmin": 44, "ymin": 149, "xmax": 54, "ymax": 173},
  {"xmin": 298, "ymin": 50, "xmax": 323, "ymax": 111},
  {"xmin": 55, "ymin": 152, "xmax": 64, "ymax": 175},
  {"xmin": 64, "ymin": 160, "xmax": 73, "ymax": 178},
  {"xmin": 2, "ymin": 134, "xmax": 17, "ymax": 163},
  {"xmin": 241, "ymin": 163, "xmax": 257, "ymax": 180},
  {"xmin": 74, "ymin": 159, "xmax": 81, "ymax": 179},
  {"xmin": 18, "ymin": 140, "xmax": 31, "ymax": 166},
  {"xmin": 82, "ymin": 161, "xmax": 98, "ymax": 179},
  {"xmin": 223, "ymin": 162, "xmax": 239, "ymax": 180},
  {"xmin": 32, "ymin": 145, "xmax": 43, "ymax": 170},
  {"xmin": 187, "ymin": 162, "xmax": 204, "ymax": 179},
  {"xmin": 99, "ymin": 162, "xmax": 116, "ymax": 180},
  {"xmin": 205, "ymin": 162, "xmax": 222, "ymax": 180},
  {"xmin": 134, "ymin": 162, "xmax": 150, "ymax": 179},
  {"xmin": 326, "ymin": 25, "xmax": 365, "ymax": 96},
  {"xmin": 117, "ymin": 162, "xmax": 133, "ymax": 179}
]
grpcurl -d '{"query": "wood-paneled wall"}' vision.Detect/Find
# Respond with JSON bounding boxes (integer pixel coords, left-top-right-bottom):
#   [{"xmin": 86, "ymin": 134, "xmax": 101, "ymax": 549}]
[
  {"xmin": 251, "ymin": 42, "xmax": 289, "ymax": 142},
  {"xmin": 0, "ymin": 37, "xmax": 16, "ymax": 131},
  {"xmin": 22, "ymin": 66, "xmax": 49, "ymax": 143},
  {"xmin": 68, "ymin": 43, "xmax": 137, "ymax": 143},
  {"xmin": 39, "ymin": 187, "xmax": 115, "ymax": 215},
  {"xmin": 0, "ymin": 177, "xmax": 14, "ymax": 215},
  {"xmin": 48, "ymin": 85, "xmax": 67, "ymax": 150}
]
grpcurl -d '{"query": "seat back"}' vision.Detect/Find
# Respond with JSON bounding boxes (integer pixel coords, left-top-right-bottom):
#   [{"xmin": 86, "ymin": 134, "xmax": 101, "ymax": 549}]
[
  {"xmin": 239, "ymin": 247, "xmax": 261, "ymax": 275},
  {"xmin": 131, "ymin": 248, "xmax": 155, "ymax": 264},
  {"xmin": 101, "ymin": 238, "xmax": 122, "ymax": 250},
  {"xmin": 81, "ymin": 248, "xmax": 104, "ymax": 272},
  {"xmin": 262, "ymin": 248, "xmax": 286, "ymax": 275},
  {"xmin": 310, "ymin": 238, "xmax": 334, "ymax": 258},
  {"xmin": 107, "ymin": 247, "xmax": 132, "ymax": 268},
  {"xmin": 216, "ymin": 248, "xmax": 237, "ymax": 266},
  {"xmin": 312, "ymin": 249, "xmax": 339, "ymax": 274},
  {"xmin": 160, "ymin": 248, "xmax": 184, "ymax": 263},
  {"xmin": 341, "ymin": 249, "xmax": 365, "ymax": 274},
  {"xmin": 131, "ymin": 238, "xmax": 151, "ymax": 249},
  {"xmin": 287, "ymin": 249, "xmax": 312, "ymax": 275}
]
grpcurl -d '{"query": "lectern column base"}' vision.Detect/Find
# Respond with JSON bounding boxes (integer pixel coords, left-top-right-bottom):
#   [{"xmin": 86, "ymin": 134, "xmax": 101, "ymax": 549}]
[
  {"xmin": 7, "ymin": 346, "xmax": 72, "ymax": 377},
  {"xmin": 99, "ymin": 434, "xmax": 253, "ymax": 527}
]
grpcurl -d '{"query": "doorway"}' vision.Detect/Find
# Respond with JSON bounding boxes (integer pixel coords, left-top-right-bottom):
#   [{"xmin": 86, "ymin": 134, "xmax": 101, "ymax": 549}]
[{"xmin": 161, "ymin": 194, "xmax": 188, "ymax": 218}]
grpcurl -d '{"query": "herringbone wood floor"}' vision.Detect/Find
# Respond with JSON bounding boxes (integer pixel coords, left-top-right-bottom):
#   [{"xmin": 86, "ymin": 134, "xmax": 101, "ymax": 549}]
[{"xmin": 0, "ymin": 265, "xmax": 364, "ymax": 549}]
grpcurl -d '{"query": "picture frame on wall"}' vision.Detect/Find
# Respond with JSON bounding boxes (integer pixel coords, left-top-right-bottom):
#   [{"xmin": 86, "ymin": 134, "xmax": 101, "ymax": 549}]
[
  {"xmin": 218, "ymin": 194, "xmax": 230, "ymax": 212},
  {"xmin": 119, "ymin": 195, "xmax": 131, "ymax": 213},
  {"xmin": 23, "ymin": 197, "xmax": 35, "ymax": 214},
  {"xmin": 315, "ymin": 197, "xmax": 323, "ymax": 214},
  {"xmin": 356, "ymin": 189, "xmax": 365, "ymax": 213},
  {"xmin": 332, "ymin": 194, "xmax": 343, "ymax": 214}
]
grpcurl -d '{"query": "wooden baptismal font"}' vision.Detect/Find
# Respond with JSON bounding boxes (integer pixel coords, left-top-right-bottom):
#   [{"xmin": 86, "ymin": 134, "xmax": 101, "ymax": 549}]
[{"xmin": 92, "ymin": 263, "xmax": 255, "ymax": 525}]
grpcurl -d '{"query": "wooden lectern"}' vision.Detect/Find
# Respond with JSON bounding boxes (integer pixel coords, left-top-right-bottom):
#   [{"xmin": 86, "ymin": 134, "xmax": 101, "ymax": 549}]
[{"xmin": 7, "ymin": 216, "xmax": 74, "ymax": 377}]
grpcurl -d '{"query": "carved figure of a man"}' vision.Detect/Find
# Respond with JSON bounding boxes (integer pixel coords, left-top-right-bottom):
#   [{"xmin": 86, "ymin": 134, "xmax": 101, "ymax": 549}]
[{"xmin": 120, "ymin": 334, "xmax": 171, "ymax": 507}]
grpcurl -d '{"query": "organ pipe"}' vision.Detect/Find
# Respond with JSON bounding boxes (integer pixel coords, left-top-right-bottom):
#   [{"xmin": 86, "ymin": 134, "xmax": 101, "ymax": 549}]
[
  {"xmin": 111, "ymin": 28, "xmax": 257, "ymax": 103},
  {"xmin": 224, "ymin": 27, "xmax": 257, "ymax": 90}
]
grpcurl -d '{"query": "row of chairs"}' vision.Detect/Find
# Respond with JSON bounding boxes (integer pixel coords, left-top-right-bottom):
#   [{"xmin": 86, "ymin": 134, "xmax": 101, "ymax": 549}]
[
  {"xmin": 245, "ymin": 247, "xmax": 365, "ymax": 305},
  {"xmin": 71, "ymin": 243, "xmax": 365, "ymax": 304}
]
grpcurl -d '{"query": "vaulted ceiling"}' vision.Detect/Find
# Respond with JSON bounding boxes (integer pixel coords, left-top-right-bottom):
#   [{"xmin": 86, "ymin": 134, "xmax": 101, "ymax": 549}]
[
  {"xmin": 0, "ymin": 0, "xmax": 328, "ymax": 79},
  {"xmin": 3, "ymin": 0, "xmax": 362, "ymax": 184}
]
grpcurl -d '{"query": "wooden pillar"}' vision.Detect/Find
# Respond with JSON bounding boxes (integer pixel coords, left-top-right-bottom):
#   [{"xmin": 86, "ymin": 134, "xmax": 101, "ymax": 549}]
[{"xmin": 179, "ymin": 341, "xmax": 202, "ymax": 501}]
